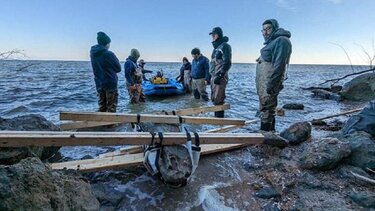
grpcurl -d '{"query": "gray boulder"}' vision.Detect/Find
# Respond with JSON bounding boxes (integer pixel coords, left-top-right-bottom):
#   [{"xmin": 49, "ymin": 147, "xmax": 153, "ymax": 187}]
[
  {"xmin": 341, "ymin": 131, "xmax": 375, "ymax": 169},
  {"xmin": 282, "ymin": 103, "xmax": 304, "ymax": 110},
  {"xmin": 280, "ymin": 122, "xmax": 311, "ymax": 145},
  {"xmin": 0, "ymin": 157, "xmax": 99, "ymax": 211},
  {"xmin": 299, "ymin": 138, "xmax": 351, "ymax": 170},
  {"xmin": 350, "ymin": 191, "xmax": 375, "ymax": 209},
  {"xmin": 340, "ymin": 72, "xmax": 375, "ymax": 101},
  {"xmin": 311, "ymin": 89, "xmax": 342, "ymax": 101},
  {"xmin": 342, "ymin": 100, "xmax": 375, "ymax": 136},
  {"xmin": 0, "ymin": 114, "xmax": 60, "ymax": 165}
]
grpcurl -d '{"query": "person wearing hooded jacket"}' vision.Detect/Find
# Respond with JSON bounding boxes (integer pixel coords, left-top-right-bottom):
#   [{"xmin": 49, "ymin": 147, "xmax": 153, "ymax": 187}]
[
  {"xmin": 256, "ymin": 19, "xmax": 292, "ymax": 131},
  {"xmin": 209, "ymin": 27, "xmax": 232, "ymax": 118},
  {"xmin": 124, "ymin": 48, "xmax": 146, "ymax": 104},
  {"xmin": 90, "ymin": 32, "xmax": 122, "ymax": 112}
]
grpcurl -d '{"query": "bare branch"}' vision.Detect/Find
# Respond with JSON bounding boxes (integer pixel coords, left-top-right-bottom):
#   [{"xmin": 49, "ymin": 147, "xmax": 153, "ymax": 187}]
[
  {"xmin": 320, "ymin": 67, "xmax": 375, "ymax": 85},
  {"xmin": 0, "ymin": 49, "xmax": 26, "ymax": 60},
  {"xmin": 354, "ymin": 43, "xmax": 374, "ymax": 69},
  {"xmin": 330, "ymin": 42, "xmax": 356, "ymax": 72}
]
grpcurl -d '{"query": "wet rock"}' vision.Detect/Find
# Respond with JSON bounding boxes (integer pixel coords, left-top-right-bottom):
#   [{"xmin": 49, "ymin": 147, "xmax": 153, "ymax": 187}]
[
  {"xmin": 311, "ymin": 119, "xmax": 327, "ymax": 126},
  {"xmin": 275, "ymin": 108, "xmax": 285, "ymax": 116},
  {"xmin": 299, "ymin": 138, "xmax": 351, "ymax": 170},
  {"xmin": 297, "ymin": 172, "xmax": 322, "ymax": 189},
  {"xmin": 341, "ymin": 131, "xmax": 375, "ymax": 169},
  {"xmin": 330, "ymin": 85, "xmax": 343, "ymax": 93},
  {"xmin": 294, "ymin": 189, "xmax": 350, "ymax": 210},
  {"xmin": 316, "ymin": 119, "xmax": 345, "ymax": 131},
  {"xmin": 350, "ymin": 191, "xmax": 375, "ymax": 208},
  {"xmin": 263, "ymin": 202, "xmax": 281, "ymax": 211},
  {"xmin": 90, "ymin": 183, "xmax": 123, "ymax": 209},
  {"xmin": 263, "ymin": 132, "xmax": 289, "ymax": 148},
  {"xmin": 311, "ymin": 89, "xmax": 342, "ymax": 101},
  {"xmin": 280, "ymin": 122, "xmax": 311, "ymax": 145},
  {"xmin": 0, "ymin": 114, "xmax": 60, "ymax": 165},
  {"xmin": 255, "ymin": 187, "xmax": 280, "ymax": 199},
  {"xmin": 340, "ymin": 72, "xmax": 375, "ymax": 101},
  {"xmin": 342, "ymin": 100, "xmax": 375, "ymax": 136},
  {"xmin": 0, "ymin": 157, "xmax": 99, "ymax": 211},
  {"xmin": 282, "ymin": 103, "xmax": 304, "ymax": 110}
]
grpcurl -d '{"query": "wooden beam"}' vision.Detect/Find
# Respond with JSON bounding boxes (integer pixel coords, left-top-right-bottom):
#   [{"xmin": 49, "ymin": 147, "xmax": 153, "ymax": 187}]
[
  {"xmin": 60, "ymin": 112, "xmax": 245, "ymax": 126},
  {"xmin": 205, "ymin": 119, "xmax": 259, "ymax": 133},
  {"xmin": 51, "ymin": 143, "xmax": 249, "ymax": 172},
  {"xmin": 59, "ymin": 104, "xmax": 231, "ymax": 130},
  {"xmin": 0, "ymin": 131, "xmax": 264, "ymax": 147},
  {"xmin": 312, "ymin": 108, "xmax": 362, "ymax": 122},
  {"xmin": 154, "ymin": 104, "xmax": 230, "ymax": 116}
]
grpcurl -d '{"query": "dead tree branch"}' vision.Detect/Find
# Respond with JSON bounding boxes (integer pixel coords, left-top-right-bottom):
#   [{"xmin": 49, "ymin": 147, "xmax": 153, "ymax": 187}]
[
  {"xmin": 330, "ymin": 42, "xmax": 356, "ymax": 72},
  {"xmin": 320, "ymin": 67, "xmax": 375, "ymax": 85},
  {"xmin": 0, "ymin": 49, "xmax": 26, "ymax": 60}
]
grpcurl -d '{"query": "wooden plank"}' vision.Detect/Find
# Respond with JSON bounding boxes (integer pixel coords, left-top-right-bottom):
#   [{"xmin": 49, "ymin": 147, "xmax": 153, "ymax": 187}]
[
  {"xmin": 98, "ymin": 119, "xmax": 259, "ymax": 159},
  {"xmin": 60, "ymin": 112, "xmax": 245, "ymax": 126},
  {"xmin": 60, "ymin": 104, "xmax": 231, "ymax": 130},
  {"xmin": 0, "ymin": 131, "xmax": 264, "ymax": 147},
  {"xmin": 154, "ymin": 104, "xmax": 230, "ymax": 116},
  {"xmin": 312, "ymin": 108, "xmax": 362, "ymax": 122},
  {"xmin": 51, "ymin": 143, "xmax": 249, "ymax": 172}
]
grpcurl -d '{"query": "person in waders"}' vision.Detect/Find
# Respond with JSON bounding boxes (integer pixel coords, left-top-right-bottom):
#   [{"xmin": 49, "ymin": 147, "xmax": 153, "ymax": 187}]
[
  {"xmin": 90, "ymin": 32, "xmax": 122, "ymax": 112},
  {"xmin": 176, "ymin": 57, "xmax": 192, "ymax": 93},
  {"xmin": 256, "ymin": 19, "xmax": 292, "ymax": 131},
  {"xmin": 209, "ymin": 27, "xmax": 232, "ymax": 118},
  {"xmin": 191, "ymin": 48, "xmax": 210, "ymax": 101},
  {"xmin": 125, "ymin": 49, "xmax": 146, "ymax": 104},
  {"xmin": 138, "ymin": 59, "xmax": 153, "ymax": 81}
]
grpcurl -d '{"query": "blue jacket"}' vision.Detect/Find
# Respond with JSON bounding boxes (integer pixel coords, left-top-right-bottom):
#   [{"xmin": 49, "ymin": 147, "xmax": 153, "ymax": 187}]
[
  {"xmin": 90, "ymin": 45, "xmax": 121, "ymax": 92},
  {"xmin": 191, "ymin": 55, "xmax": 210, "ymax": 81},
  {"xmin": 124, "ymin": 56, "xmax": 138, "ymax": 86}
]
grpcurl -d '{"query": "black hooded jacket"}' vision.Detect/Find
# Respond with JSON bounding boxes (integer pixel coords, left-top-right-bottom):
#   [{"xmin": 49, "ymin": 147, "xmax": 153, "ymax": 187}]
[
  {"xmin": 260, "ymin": 19, "xmax": 292, "ymax": 92},
  {"xmin": 211, "ymin": 36, "xmax": 232, "ymax": 73},
  {"xmin": 90, "ymin": 45, "xmax": 121, "ymax": 92}
]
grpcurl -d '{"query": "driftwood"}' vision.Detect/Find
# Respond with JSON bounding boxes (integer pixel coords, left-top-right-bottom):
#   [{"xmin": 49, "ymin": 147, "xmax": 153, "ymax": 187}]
[
  {"xmin": 320, "ymin": 67, "xmax": 375, "ymax": 86},
  {"xmin": 350, "ymin": 171, "xmax": 375, "ymax": 185},
  {"xmin": 311, "ymin": 108, "xmax": 362, "ymax": 122}
]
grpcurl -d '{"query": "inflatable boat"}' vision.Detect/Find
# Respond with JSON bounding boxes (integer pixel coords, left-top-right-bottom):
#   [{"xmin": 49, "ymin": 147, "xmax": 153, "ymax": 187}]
[{"xmin": 142, "ymin": 78, "xmax": 185, "ymax": 96}]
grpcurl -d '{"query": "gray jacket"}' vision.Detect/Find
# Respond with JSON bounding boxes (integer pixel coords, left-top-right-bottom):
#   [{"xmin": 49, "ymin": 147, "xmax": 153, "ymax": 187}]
[{"xmin": 260, "ymin": 19, "xmax": 292, "ymax": 93}]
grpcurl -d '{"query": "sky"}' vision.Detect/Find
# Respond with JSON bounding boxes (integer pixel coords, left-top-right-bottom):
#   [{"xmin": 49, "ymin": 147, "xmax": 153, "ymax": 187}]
[{"xmin": 0, "ymin": 0, "xmax": 374, "ymax": 64}]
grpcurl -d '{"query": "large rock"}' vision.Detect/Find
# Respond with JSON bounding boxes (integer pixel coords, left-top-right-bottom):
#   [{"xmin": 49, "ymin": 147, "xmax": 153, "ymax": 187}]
[
  {"xmin": 340, "ymin": 72, "xmax": 375, "ymax": 101},
  {"xmin": 282, "ymin": 103, "xmax": 304, "ymax": 110},
  {"xmin": 280, "ymin": 122, "xmax": 311, "ymax": 145},
  {"xmin": 311, "ymin": 89, "xmax": 342, "ymax": 101},
  {"xmin": 342, "ymin": 100, "xmax": 375, "ymax": 136},
  {"xmin": 350, "ymin": 191, "xmax": 375, "ymax": 209},
  {"xmin": 299, "ymin": 138, "xmax": 351, "ymax": 170},
  {"xmin": 341, "ymin": 131, "xmax": 375, "ymax": 169},
  {"xmin": 0, "ymin": 114, "xmax": 60, "ymax": 165},
  {"xmin": 0, "ymin": 157, "xmax": 99, "ymax": 210}
]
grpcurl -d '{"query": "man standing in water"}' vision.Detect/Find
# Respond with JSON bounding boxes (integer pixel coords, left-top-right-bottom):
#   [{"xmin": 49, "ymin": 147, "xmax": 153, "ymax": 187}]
[
  {"xmin": 209, "ymin": 27, "xmax": 232, "ymax": 118},
  {"xmin": 90, "ymin": 32, "xmax": 122, "ymax": 112},
  {"xmin": 125, "ymin": 49, "xmax": 145, "ymax": 104},
  {"xmin": 191, "ymin": 48, "xmax": 210, "ymax": 101},
  {"xmin": 256, "ymin": 19, "xmax": 292, "ymax": 131}
]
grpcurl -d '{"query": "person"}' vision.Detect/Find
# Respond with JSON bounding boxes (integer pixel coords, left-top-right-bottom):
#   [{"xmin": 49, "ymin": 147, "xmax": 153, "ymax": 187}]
[
  {"xmin": 90, "ymin": 32, "xmax": 121, "ymax": 112},
  {"xmin": 138, "ymin": 59, "xmax": 153, "ymax": 81},
  {"xmin": 176, "ymin": 57, "xmax": 192, "ymax": 93},
  {"xmin": 209, "ymin": 27, "xmax": 232, "ymax": 118},
  {"xmin": 124, "ymin": 49, "xmax": 146, "ymax": 104},
  {"xmin": 191, "ymin": 48, "xmax": 210, "ymax": 101},
  {"xmin": 256, "ymin": 19, "xmax": 292, "ymax": 131}
]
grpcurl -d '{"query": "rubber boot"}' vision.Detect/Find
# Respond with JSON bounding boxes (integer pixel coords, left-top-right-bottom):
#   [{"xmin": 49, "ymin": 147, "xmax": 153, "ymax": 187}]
[
  {"xmin": 214, "ymin": 110, "xmax": 225, "ymax": 118},
  {"xmin": 106, "ymin": 91, "xmax": 118, "ymax": 113},
  {"xmin": 193, "ymin": 89, "xmax": 200, "ymax": 99},
  {"xmin": 97, "ymin": 91, "xmax": 107, "ymax": 112},
  {"xmin": 202, "ymin": 95, "xmax": 209, "ymax": 101},
  {"xmin": 260, "ymin": 122, "xmax": 272, "ymax": 132}
]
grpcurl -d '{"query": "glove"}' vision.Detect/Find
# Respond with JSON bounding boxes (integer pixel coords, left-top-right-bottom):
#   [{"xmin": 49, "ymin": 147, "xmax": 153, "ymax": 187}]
[{"xmin": 214, "ymin": 72, "xmax": 224, "ymax": 85}]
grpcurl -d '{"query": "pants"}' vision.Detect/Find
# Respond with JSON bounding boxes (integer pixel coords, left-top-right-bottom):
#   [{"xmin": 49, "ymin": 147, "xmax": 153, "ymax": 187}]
[
  {"xmin": 255, "ymin": 59, "xmax": 282, "ymax": 125},
  {"xmin": 183, "ymin": 70, "xmax": 192, "ymax": 93},
  {"xmin": 127, "ymin": 84, "xmax": 145, "ymax": 104},
  {"xmin": 97, "ymin": 91, "xmax": 118, "ymax": 112},
  {"xmin": 192, "ymin": 78, "xmax": 208, "ymax": 100}
]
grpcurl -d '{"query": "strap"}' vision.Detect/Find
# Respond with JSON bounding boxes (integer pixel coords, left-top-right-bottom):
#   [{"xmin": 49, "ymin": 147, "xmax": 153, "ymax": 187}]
[
  {"xmin": 155, "ymin": 132, "xmax": 164, "ymax": 174},
  {"xmin": 161, "ymin": 110, "xmax": 169, "ymax": 115},
  {"xmin": 172, "ymin": 110, "xmax": 176, "ymax": 115},
  {"xmin": 184, "ymin": 127, "xmax": 192, "ymax": 142},
  {"xmin": 193, "ymin": 132, "xmax": 200, "ymax": 147},
  {"xmin": 137, "ymin": 113, "xmax": 141, "ymax": 124},
  {"xmin": 150, "ymin": 132, "xmax": 156, "ymax": 145},
  {"xmin": 178, "ymin": 115, "xmax": 183, "ymax": 124}
]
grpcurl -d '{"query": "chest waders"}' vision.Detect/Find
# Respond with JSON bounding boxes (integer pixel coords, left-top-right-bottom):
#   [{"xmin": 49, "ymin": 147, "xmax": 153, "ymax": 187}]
[
  {"xmin": 126, "ymin": 64, "xmax": 146, "ymax": 104},
  {"xmin": 210, "ymin": 43, "xmax": 228, "ymax": 118},
  {"xmin": 255, "ymin": 57, "xmax": 284, "ymax": 131},
  {"xmin": 183, "ymin": 69, "xmax": 192, "ymax": 93}
]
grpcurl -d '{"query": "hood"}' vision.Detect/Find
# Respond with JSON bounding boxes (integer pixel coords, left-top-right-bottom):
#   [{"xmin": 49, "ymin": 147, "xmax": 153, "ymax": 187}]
[
  {"xmin": 90, "ymin": 44, "xmax": 108, "ymax": 57},
  {"xmin": 126, "ymin": 55, "xmax": 137, "ymax": 63},
  {"xmin": 263, "ymin": 19, "xmax": 291, "ymax": 44},
  {"xmin": 212, "ymin": 36, "xmax": 229, "ymax": 48}
]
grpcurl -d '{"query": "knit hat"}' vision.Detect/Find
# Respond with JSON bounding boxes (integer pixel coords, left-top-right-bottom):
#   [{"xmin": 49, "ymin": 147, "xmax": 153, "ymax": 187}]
[
  {"xmin": 97, "ymin": 32, "xmax": 111, "ymax": 46},
  {"xmin": 209, "ymin": 27, "xmax": 223, "ymax": 38},
  {"xmin": 191, "ymin": 48, "xmax": 200, "ymax": 55},
  {"xmin": 130, "ymin": 49, "xmax": 140, "ymax": 59}
]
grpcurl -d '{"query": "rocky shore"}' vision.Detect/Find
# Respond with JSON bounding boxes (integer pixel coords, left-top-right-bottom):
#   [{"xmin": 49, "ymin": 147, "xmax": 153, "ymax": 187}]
[{"xmin": 0, "ymin": 100, "xmax": 374, "ymax": 210}]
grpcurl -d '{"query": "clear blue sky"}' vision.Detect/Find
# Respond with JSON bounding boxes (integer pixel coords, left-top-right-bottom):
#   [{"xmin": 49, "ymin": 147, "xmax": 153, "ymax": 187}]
[{"xmin": 1, "ymin": 0, "xmax": 374, "ymax": 64}]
